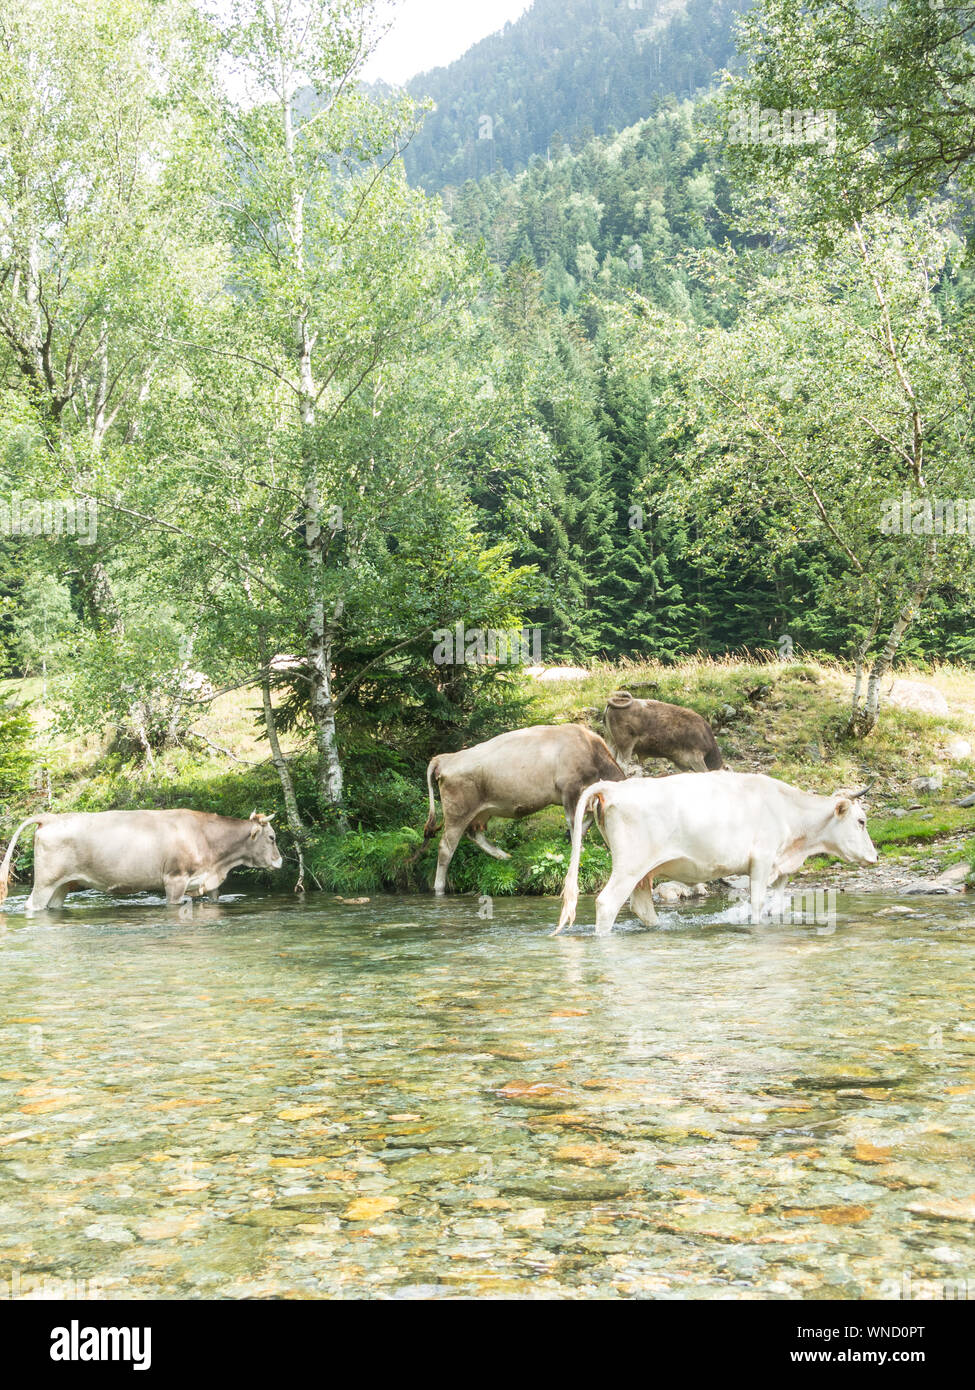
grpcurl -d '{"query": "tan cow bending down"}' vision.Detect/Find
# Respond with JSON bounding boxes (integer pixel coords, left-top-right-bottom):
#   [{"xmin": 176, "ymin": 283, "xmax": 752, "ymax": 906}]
[
  {"xmin": 557, "ymin": 770, "xmax": 877, "ymax": 935},
  {"xmin": 0, "ymin": 810, "xmax": 283, "ymax": 912},
  {"xmin": 424, "ymin": 724, "xmax": 624, "ymax": 895},
  {"xmin": 604, "ymin": 690, "xmax": 723, "ymax": 774}
]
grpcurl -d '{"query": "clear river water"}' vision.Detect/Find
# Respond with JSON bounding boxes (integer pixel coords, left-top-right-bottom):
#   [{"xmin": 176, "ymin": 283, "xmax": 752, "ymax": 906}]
[{"xmin": 0, "ymin": 888, "xmax": 973, "ymax": 1300}]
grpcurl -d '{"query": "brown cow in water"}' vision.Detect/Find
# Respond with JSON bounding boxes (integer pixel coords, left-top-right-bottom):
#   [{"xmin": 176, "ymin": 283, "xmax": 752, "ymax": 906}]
[
  {"xmin": 604, "ymin": 690, "xmax": 723, "ymax": 775},
  {"xmin": 424, "ymin": 724, "xmax": 624, "ymax": 895},
  {"xmin": 0, "ymin": 810, "xmax": 283, "ymax": 912}
]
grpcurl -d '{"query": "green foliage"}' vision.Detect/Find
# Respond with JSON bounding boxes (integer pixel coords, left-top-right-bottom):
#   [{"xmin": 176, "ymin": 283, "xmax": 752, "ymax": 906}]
[
  {"xmin": 609, "ymin": 209, "xmax": 975, "ymax": 681},
  {"xmin": 59, "ymin": 605, "xmax": 199, "ymax": 754},
  {"xmin": 10, "ymin": 572, "xmax": 77, "ymax": 677},
  {"xmin": 0, "ymin": 691, "xmax": 33, "ymax": 806},
  {"xmin": 726, "ymin": 0, "xmax": 975, "ymax": 223},
  {"xmin": 304, "ymin": 821, "xmax": 613, "ymax": 897},
  {"xmin": 306, "ymin": 826, "xmax": 427, "ymax": 894}
]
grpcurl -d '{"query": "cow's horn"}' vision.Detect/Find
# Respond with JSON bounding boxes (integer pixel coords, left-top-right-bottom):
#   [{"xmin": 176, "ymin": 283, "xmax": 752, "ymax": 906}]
[{"xmin": 850, "ymin": 778, "xmax": 877, "ymax": 800}]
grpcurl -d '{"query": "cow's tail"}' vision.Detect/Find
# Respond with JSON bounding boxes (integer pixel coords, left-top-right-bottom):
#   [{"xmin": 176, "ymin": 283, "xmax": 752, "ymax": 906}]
[
  {"xmin": 0, "ymin": 816, "xmax": 50, "ymax": 905},
  {"xmin": 555, "ymin": 781, "xmax": 609, "ymax": 936},
  {"xmin": 423, "ymin": 758, "xmax": 442, "ymax": 840}
]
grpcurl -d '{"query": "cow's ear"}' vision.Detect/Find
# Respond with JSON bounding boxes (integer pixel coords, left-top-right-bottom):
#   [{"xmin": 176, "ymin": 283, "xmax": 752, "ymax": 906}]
[
  {"xmin": 834, "ymin": 798, "xmax": 852, "ymax": 817},
  {"xmin": 249, "ymin": 821, "xmax": 260, "ymax": 838}
]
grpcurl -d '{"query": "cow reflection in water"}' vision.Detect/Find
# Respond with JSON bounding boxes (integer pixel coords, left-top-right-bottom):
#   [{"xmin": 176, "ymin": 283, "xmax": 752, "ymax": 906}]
[{"xmin": 0, "ymin": 810, "xmax": 283, "ymax": 912}]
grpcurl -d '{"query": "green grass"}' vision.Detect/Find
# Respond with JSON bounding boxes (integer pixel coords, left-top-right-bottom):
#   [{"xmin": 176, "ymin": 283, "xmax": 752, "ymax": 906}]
[{"xmin": 870, "ymin": 805, "xmax": 975, "ymax": 849}]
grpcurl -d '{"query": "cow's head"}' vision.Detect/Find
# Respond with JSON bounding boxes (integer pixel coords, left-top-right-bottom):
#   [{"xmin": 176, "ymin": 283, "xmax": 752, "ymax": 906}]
[
  {"xmin": 248, "ymin": 811, "xmax": 284, "ymax": 870},
  {"xmin": 825, "ymin": 795, "xmax": 878, "ymax": 866}
]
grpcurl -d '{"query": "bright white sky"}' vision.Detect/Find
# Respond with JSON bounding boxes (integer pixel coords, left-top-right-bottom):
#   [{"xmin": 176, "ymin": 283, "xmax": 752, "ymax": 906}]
[{"xmin": 362, "ymin": 0, "xmax": 533, "ymax": 85}]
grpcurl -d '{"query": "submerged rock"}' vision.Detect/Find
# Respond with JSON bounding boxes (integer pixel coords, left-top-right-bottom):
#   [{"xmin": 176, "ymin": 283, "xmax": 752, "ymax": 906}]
[
  {"xmin": 907, "ymin": 1197, "xmax": 975, "ymax": 1224},
  {"xmin": 656, "ymin": 881, "xmax": 708, "ymax": 903},
  {"xmin": 390, "ymin": 1152, "xmax": 484, "ymax": 1183},
  {"xmin": 499, "ymin": 1176, "xmax": 635, "ymax": 1201},
  {"xmin": 792, "ymin": 1071, "xmax": 908, "ymax": 1091}
]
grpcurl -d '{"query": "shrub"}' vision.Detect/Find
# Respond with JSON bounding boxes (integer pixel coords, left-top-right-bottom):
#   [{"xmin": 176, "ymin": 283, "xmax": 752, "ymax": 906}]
[{"xmin": 0, "ymin": 693, "xmax": 33, "ymax": 810}]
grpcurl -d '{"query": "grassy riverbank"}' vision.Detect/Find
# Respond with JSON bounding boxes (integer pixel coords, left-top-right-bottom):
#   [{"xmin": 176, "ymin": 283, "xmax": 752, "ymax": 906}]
[{"xmin": 3, "ymin": 656, "xmax": 974, "ymax": 897}]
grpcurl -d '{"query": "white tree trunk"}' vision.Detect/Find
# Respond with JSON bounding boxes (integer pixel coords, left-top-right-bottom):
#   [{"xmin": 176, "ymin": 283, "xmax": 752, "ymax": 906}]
[
  {"xmin": 258, "ymin": 630, "xmax": 307, "ymax": 891},
  {"xmin": 282, "ymin": 72, "xmax": 346, "ymax": 818}
]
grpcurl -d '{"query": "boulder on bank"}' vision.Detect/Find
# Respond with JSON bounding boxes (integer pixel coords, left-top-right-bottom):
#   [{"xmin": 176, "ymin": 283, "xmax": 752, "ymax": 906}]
[
  {"xmin": 886, "ymin": 679, "xmax": 950, "ymax": 716},
  {"xmin": 912, "ymin": 774, "xmax": 944, "ymax": 794},
  {"xmin": 903, "ymin": 863, "xmax": 971, "ymax": 896},
  {"xmin": 528, "ymin": 666, "xmax": 590, "ymax": 683}
]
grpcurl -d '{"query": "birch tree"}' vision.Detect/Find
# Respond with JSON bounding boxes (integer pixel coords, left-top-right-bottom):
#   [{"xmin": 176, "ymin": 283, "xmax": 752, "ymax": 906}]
[
  {"xmin": 0, "ymin": 0, "xmax": 220, "ymax": 623},
  {"xmin": 207, "ymin": 0, "xmax": 481, "ymax": 817}
]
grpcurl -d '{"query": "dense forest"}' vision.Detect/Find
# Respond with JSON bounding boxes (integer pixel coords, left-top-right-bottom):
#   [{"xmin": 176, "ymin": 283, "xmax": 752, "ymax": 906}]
[
  {"xmin": 397, "ymin": 0, "xmax": 745, "ymax": 190},
  {"xmin": 2, "ymin": 0, "xmax": 974, "ymax": 872}
]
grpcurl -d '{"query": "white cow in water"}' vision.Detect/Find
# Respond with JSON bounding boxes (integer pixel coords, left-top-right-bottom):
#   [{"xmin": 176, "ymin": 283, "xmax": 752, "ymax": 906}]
[
  {"xmin": 556, "ymin": 770, "xmax": 878, "ymax": 935},
  {"xmin": 0, "ymin": 810, "xmax": 283, "ymax": 912}
]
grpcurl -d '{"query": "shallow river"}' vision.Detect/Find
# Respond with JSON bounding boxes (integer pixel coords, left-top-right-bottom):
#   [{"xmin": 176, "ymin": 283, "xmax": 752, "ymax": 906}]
[{"xmin": 0, "ymin": 888, "xmax": 973, "ymax": 1300}]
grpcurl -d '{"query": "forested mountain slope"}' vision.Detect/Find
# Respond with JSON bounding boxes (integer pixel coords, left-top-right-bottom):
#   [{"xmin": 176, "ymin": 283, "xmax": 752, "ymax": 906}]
[
  {"xmin": 444, "ymin": 101, "xmax": 736, "ymax": 317},
  {"xmin": 400, "ymin": 0, "xmax": 745, "ymax": 190}
]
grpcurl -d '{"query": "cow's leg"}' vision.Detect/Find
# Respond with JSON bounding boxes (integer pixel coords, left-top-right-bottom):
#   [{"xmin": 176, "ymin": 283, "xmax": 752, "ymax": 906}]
[
  {"xmin": 434, "ymin": 820, "xmax": 467, "ymax": 896},
  {"xmin": 563, "ymin": 807, "xmax": 593, "ymax": 840},
  {"xmin": 24, "ymin": 837, "xmax": 59, "ymax": 912},
  {"xmin": 764, "ymin": 873, "xmax": 794, "ymax": 923},
  {"xmin": 164, "ymin": 875, "xmax": 190, "ymax": 906},
  {"xmin": 468, "ymin": 826, "xmax": 510, "ymax": 860},
  {"xmin": 186, "ymin": 869, "xmax": 225, "ymax": 899},
  {"xmin": 562, "ymin": 784, "xmax": 595, "ymax": 842},
  {"xmin": 25, "ymin": 883, "xmax": 58, "ymax": 913},
  {"xmin": 43, "ymin": 882, "xmax": 76, "ymax": 910},
  {"xmin": 595, "ymin": 867, "xmax": 654, "ymax": 936},
  {"xmin": 559, "ymin": 789, "xmax": 589, "ymax": 839},
  {"xmin": 628, "ymin": 874, "xmax": 658, "ymax": 926},
  {"xmin": 747, "ymin": 860, "xmax": 773, "ymax": 923},
  {"xmin": 607, "ymin": 739, "xmax": 638, "ymax": 777}
]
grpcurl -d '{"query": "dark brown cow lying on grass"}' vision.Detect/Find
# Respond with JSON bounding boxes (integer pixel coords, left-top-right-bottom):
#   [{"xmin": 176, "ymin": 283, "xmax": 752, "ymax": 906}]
[
  {"xmin": 0, "ymin": 810, "xmax": 283, "ymax": 912},
  {"xmin": 423, "ymin": 724, "xmax": 624, "ymax": 895},
  {"xmin": 604, "ymin": 690, "xmax": 723, "ymax": 775}
]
